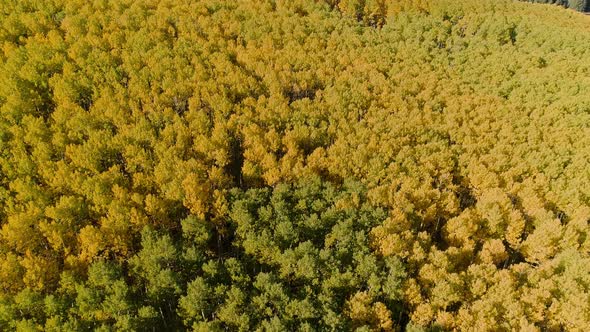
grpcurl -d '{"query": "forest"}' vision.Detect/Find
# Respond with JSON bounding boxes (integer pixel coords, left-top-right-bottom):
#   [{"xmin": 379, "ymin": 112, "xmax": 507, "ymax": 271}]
[
  {"xmin": 523, "ymin": 0, "xmax": 589, "ymax": 12},
  {"xmin": 0, "ymin": 0, "xmax": 589, "ymax": 331}
]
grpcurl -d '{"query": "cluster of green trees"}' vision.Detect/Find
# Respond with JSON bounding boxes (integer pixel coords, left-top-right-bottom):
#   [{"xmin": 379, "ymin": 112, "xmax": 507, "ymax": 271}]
[
  {"xmin": 523, "ymin": 0, "xmax": 588, "ymax": 12},
  {"xmin": 1, "ymin": 0, "xmax": 590, "ymax": 330}
]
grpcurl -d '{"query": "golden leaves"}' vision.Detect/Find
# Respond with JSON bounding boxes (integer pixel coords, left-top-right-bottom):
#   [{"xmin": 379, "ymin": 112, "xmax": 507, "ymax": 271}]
[{"xmin": 346, "ymin": 291, "xmax": 395, "ymax": 331}]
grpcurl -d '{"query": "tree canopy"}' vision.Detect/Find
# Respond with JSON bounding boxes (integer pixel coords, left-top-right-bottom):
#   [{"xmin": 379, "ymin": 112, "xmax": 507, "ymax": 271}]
[{"xmin": 1, "ymin": 0, "xmax": 590, "ymax": 330}]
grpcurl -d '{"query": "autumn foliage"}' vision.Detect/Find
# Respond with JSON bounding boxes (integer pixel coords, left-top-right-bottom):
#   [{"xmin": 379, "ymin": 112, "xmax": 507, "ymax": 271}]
[{"xmin": 1, "ymin": 0, "xmax": 590, "ymax": 330}]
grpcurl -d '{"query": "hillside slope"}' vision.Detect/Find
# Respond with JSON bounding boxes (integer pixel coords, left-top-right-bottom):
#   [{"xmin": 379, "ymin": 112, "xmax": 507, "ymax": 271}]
[{"xmin": 0, "ymin": 0, "xmax": 589, "ymax": 330}]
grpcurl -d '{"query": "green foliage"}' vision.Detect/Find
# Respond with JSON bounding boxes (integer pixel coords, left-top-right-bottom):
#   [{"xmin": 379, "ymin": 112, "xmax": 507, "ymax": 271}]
[
  {"xmin": 185, "ymin": 178, "xmax": 406, "ymax": 330},
  {"xmin": 522, "ymin": 0, "xmax": 588, "ymax": 12}
]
